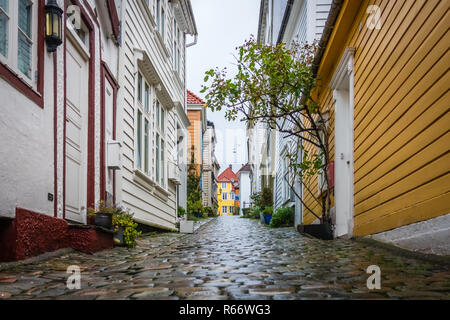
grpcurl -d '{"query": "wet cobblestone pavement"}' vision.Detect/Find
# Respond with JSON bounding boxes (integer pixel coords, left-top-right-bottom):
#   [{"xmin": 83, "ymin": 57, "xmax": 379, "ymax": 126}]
[{"xmin": 0, "ymin": 217, "xmax": 449, "ymax": 300}]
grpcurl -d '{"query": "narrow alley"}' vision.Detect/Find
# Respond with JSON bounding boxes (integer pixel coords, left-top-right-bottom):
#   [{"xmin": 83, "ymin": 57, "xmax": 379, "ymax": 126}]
[{"xmin": 1, "ymin": 217, "xmax": 448, "ymax": 300}]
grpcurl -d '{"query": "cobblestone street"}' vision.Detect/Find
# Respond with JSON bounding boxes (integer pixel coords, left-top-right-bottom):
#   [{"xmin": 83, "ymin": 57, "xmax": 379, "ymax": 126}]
[{"xmin": 0, "ymin": 217, "xmax": 449, "ymax": 300}]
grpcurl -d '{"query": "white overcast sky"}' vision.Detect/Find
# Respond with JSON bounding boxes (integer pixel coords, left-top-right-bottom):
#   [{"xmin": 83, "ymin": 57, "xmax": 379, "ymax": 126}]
[{"xmin": 186, "ymin": 0, "xmax": 261, "ymax": 174}]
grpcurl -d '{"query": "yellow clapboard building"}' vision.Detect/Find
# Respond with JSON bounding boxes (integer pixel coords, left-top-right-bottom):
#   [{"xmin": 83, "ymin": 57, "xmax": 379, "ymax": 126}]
[
  {"xmin": 301, "ymin": 0, "xmax": 450, "ymax": 239},
  {"xmin": 217, "ymin": 166, "xmax": 240, "ymax": 216}
]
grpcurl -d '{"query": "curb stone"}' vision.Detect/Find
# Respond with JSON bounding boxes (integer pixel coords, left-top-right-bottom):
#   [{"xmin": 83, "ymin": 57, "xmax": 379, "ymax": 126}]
[{"xmin": 353, "ymin": 237, "xmax": 450, "ymax": 266}]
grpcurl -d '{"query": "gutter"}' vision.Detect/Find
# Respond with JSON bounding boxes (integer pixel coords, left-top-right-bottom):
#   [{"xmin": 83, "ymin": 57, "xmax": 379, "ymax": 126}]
[{"xmin": 311, "ymin": 0, "xmax": 344, "ymax": 77}]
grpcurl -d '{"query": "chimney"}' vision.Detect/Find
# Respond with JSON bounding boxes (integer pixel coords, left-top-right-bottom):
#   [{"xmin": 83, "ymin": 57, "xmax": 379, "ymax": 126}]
[{"xmin": 229, "ymin": 164, "xmax": 232, "ymax": 169}]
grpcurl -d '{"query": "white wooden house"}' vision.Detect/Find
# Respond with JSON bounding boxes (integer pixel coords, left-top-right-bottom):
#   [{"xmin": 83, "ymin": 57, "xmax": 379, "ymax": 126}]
[{"xmin": 114, "ymin": 0, "xmax": 197, "ymax": 231}]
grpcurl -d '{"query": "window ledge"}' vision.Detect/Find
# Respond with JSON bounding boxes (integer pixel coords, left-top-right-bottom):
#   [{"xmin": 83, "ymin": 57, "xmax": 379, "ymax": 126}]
[
  {"xmin": 154, "ymin": 31, "xmax": 170, "ymax": 58},
  {"xmin": 153, "ymin": 183, "xmax": 169, "ymax": 200},
  {"xmin": 0, "ymin": 60, "xmax": 43, "ymax": 107},
  {"xmin": 172, "ymin": 69, "xmax": 184, "ymax": 89},
  {"xmin": 133, "ymin": 169, "xmax": 156, "ymax": 192},
  {"xmin": 138, "ymin": 0, "xmax": 157, "ymax": 29}
]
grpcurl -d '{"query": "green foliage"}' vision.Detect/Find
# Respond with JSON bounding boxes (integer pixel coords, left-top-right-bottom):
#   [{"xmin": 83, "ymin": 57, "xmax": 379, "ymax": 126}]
[
  {"xmin": 177, "ymin": 206, "xmax": 186, "ymax": 217},
  {"xmin": 263, "ymin": 206, "xmax": 273, "ymax": 217},
  {"xmin": 270, "ymin": 206, "xmax": 295, "ymax": 228},
  {"xmin": 260, "ymin": 187, "xmax": 273, "ymax": 209},
  {"xmin": 187, "ymin": 149, "xmax": 201, "ymax": 204},
  {"xmin": 201, "ymin": 37, "xmax": 332, "ymax": 221},
  {"xmin": 250, "ymin": 192, "xmax": 262, "ymax": 208},
  {"xmin": 87, "ymin": 200, "xmax": 120, "ymax": 217},
  {"xmin": 204, "ymin": 206, "xmax": 217, "ymax": 217},
  {"xmin": 112, "ymin": 209, "xmax": 142, "ymax": 247},
  {"xmin": 242, "ymin": 208, "xmax": 252, "ymax": 217},
  {"xmin": 249, "ymin": 206, "xmax": 261, "ymax": 219}
]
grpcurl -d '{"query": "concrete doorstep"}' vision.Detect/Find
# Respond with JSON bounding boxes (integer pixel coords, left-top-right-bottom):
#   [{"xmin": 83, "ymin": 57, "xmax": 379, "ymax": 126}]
[{"xmin": 353, "ymin": 237, "xmax": 450, "ymax": 267}]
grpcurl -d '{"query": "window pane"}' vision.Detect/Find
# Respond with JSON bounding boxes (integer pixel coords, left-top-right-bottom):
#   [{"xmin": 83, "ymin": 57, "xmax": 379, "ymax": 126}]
[
  {"xmin": 156, "ymin": 134, "xmax": 160, "ymax": 182},
  {"xmin": 137, "ymin": 73, "xmax": 142, "ymax": 102},
  {"xmin": 156, "ymin": 101, "xmax": 160, "ymax": 128},
  {"xmin": 144, "ymin": 83, "xmax": 149, "ymax": 112},
  {"xmin": 144, "ymin": 119, "xmax": 149, "ymax": 173},
  {"xmin": 18, "ymin": 32, "xmax": 31, "ymax": 78},
  {"xmin": 18, "ymin": 0, "xmax": 31, "ymax": 37},
  {"xmin": 161, "ymin": 8, "xmax": 165, "ymax": 39},
  {"xmin": 0, "ymin": 0, "xmax": 9, "ymax": 12},
  {"xmin": 161, "ymin": 108, "xmax": 165, "ymax": 132},
  {"xmin": 0, "ymin": 11, "xmax": 8, "ymax": 57},
  {"xmin": 137, "ymin": 111, "xmax": 142, "ymax": 169},
  {"xmin": 156, "ymin": 0, "xmax": 160, "ymax": 31},
  {"xmin": 161, "ymin": 140, "xmax": 165, "ymax": 186}
]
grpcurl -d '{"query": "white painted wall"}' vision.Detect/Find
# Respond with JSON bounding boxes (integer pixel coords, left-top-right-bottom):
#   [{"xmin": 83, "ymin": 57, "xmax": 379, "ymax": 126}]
[
  {"xmin": 239, "ymin": 171, "xmax": 251, "ymax": 215},
  {"xmin": 0, "ymin": 69, "xmax": 54, "ymax": 218},
  {"xmin": 116, "ymin": 0, "xmax": 193, "ymax": 230}
]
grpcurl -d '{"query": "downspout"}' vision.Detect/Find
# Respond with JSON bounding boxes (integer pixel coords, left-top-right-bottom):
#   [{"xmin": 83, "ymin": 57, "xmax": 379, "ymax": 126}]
[{"xmin": 186, "ymin": 34, "xmax": 197, "ymax": 48}]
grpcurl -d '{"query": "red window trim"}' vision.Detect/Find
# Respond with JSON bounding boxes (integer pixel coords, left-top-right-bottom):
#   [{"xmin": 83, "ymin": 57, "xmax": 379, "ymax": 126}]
[{"xmin": 0, "ymin": 0, "xmax": 45, "ymax": 108}]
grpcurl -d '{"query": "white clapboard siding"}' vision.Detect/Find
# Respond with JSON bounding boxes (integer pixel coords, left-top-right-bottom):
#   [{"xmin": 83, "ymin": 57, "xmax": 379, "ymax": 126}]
[{"xmin": 116, "ymin": 0, "xmax": 188, "ymax": 230}]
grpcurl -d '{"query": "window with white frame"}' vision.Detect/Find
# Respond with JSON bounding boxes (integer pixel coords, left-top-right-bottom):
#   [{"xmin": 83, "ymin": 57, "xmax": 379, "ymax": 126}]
[
  {"xmin": 155, "ymin": 0, "xmax": 165, "ymax": 40},
  {"xmin": 136, "ymin": 71, "xmax": 152, "ymax": 176},
  {"xmin": 229, "ymin": 192, "xmax": 235, "ymax": 201},
  {"xmin": 154, "ymin": 98, "xmax": 166, "ymax": 188},
  {"xmin": 222, "ymin": 206, "xmax": 227, "ymax": 214},
  {"xmin": 173, "ymin": 19, "xmax": 181, "ymax": 74},
  {"xmin": 222, "ymin": 192, "xmax": 227, "ymax": 201},
  {"xmin": 221, "ymin": 183, "xmax": 227, "ymax": 189},
  {"xmin": 0, "ymin": 0, "xmax": 37, "ymax": 84},
  {"xmin": 229, "ymin": 206, "xmax": 234, "ymax": 214}
]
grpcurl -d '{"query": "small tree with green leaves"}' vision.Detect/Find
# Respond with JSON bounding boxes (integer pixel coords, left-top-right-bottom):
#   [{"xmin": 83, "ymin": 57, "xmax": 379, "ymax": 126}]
[
  {"xmin": 187, "ymin": 147, "xmax": 205, "ymax": 218},
  {"xmin": 201, "ymin": 37, "xmax": 331, "ymax": 224}
]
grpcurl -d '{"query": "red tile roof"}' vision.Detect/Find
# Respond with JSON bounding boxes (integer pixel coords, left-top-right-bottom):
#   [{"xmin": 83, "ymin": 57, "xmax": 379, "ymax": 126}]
[
  {"xmin": 237, "ymin": 163, "xmax": 251, "ymax": 173},
  {"xmin": 217, "ymin": 167, "xmax": 238, "ymax": 183},
  {"xmin": 187, "ymin": 90, "xmax": 205, "ymax": 105}
]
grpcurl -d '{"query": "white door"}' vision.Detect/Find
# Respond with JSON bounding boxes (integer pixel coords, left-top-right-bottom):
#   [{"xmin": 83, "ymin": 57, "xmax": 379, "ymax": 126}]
[
  {"xmin": 334, "ymin": 89, "xmax": 352, "ymax": 237},
  {"xmin": 105, "ymin": 80, "xmax": 114, "ymax": 204},
  {"xmin": 331, "ymin": 48, "xmax": 355, "ymax": 238},
  {"xmin": 65, "ymin": 39, "xmax": 89, "ymax": 224}
]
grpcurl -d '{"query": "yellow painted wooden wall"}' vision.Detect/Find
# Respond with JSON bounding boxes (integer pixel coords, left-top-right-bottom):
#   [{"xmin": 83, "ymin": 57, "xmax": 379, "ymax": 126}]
[{"xmin": 303, "ymin": 0, "xmax": 450, "ymax": 236}]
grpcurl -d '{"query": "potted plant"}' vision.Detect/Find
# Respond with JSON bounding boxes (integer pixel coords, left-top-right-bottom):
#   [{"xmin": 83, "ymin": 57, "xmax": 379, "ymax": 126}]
[
  {"xmin": 88, "ymin": 201, "xmax": 114, "ymax": 230},
  {"xmin": 263, "ymin": 206, "xmax": 273, "ymax": 225},
  {"xmin": 112, "ymin": 209, "xmax": 141, "ymax": 247}
]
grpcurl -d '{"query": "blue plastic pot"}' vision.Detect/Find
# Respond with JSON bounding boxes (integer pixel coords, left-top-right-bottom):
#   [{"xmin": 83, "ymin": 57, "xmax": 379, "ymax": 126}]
[{"xmin": 264, "ymin": 214, "xmax": 272, "ymax": 225}]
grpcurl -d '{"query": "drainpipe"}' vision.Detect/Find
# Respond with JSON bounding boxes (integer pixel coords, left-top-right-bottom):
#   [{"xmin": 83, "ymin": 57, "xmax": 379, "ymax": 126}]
[{"xmin": 186, "ymin": 34, "xmax": 197, "ymax": 48}]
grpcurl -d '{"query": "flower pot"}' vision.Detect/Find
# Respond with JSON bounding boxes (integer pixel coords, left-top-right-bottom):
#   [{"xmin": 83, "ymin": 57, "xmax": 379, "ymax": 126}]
[
  {"xmin": 114, "ymin": 226, "xmax": 125, "ymax": 246},
  {"xmin": 194, "ymin": 212, "xmax": 202, "ymax": 218},
  {"xmin": 94, "ymin": 213, "xmax": 112, "ymax": 230},
  {"xmin": 297, "ymin": 223, "xmax": 334, "ymax": 240},
  {"xmin": 264, "ymin": 214, "xmax": 272, "ymax": 225}
]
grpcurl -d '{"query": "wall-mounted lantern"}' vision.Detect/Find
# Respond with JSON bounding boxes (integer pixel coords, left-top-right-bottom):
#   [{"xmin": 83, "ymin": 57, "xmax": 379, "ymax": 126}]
[{"xmin": 45, "ymin": 0, "xmax": 63, "ymax": 52}]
